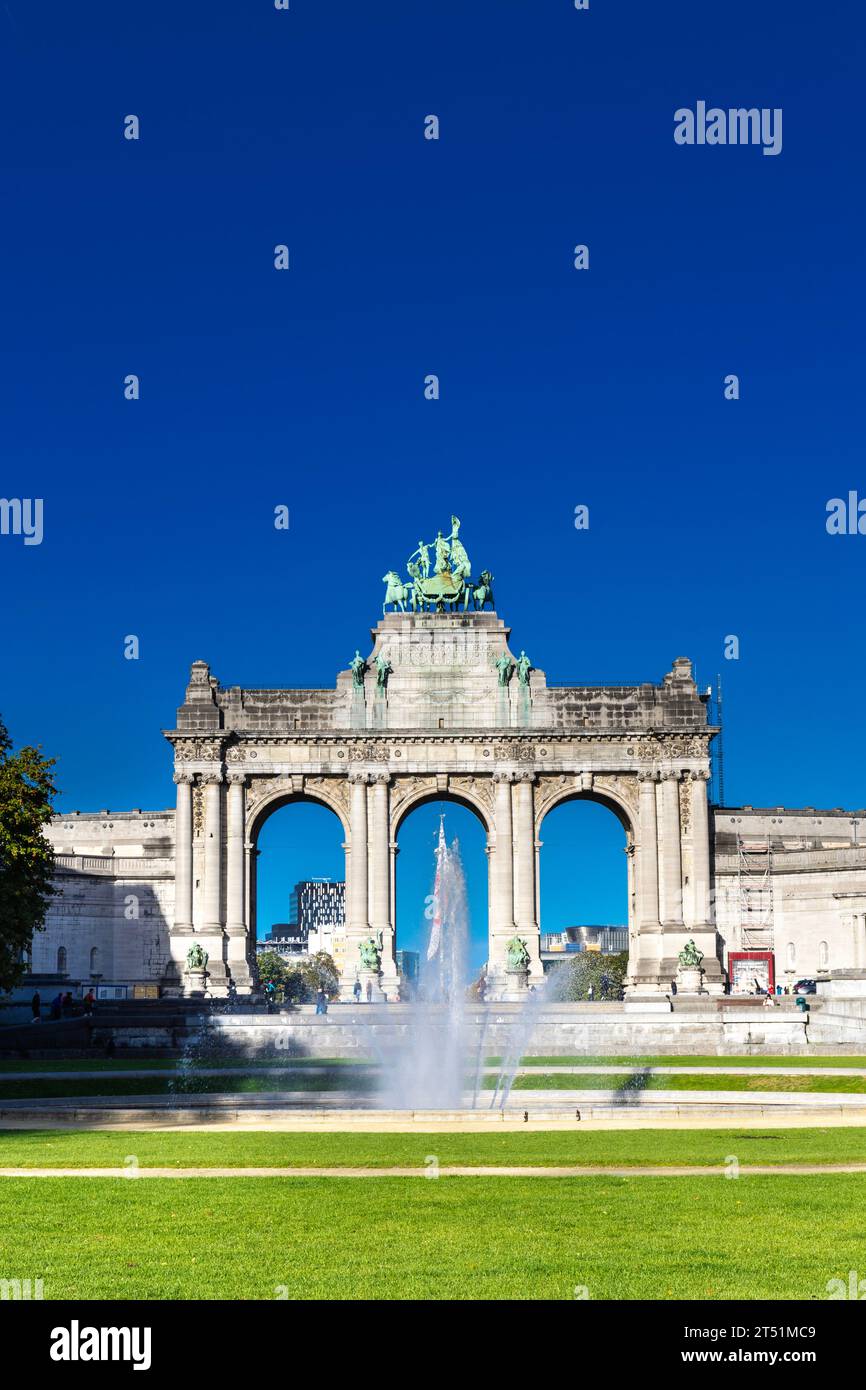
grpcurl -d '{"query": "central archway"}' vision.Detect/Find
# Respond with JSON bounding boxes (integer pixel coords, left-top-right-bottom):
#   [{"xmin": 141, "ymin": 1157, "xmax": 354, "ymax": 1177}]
[
  {"xmin": 246, "ymin": 788, "xmax": 349, "ymax": 978},
  {"xmin": 537, "ymin": 787, "xmax": 636, "ymax": 981},
  {"xmin": 392, "ymin": 791, "xmax": 491, "ymax": 994}
]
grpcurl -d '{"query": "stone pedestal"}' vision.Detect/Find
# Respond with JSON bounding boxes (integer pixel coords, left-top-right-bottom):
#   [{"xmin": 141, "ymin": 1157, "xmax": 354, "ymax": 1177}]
[
  {"xmin": 500, "ymin": 967, "xmax": 529, "ymax": 1001},
  {"xmin": 358, "ymin": 967, "xmax": 385, "ymax": 1003},
  {"xmin": 676, "ymin": 965, "xmax": 704, "ymax": 996},
  {"xmin": 184, "ymin": 967, "xmax": 210, "ymax": 998}
]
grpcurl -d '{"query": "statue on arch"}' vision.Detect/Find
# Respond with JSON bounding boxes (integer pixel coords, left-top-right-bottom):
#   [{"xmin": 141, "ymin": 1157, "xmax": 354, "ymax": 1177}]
[
  {"xmin": 186, "ymin": 942, "xmax": 209, "ymax": 971},
  {"xmin": 678, "ymin": 939, "xmax": 704, "ymax": 970},
  {"xmin": 448, "ymin": 515, "xmax": 471, "ymax": 580},
  {"xmin": 516, "ymin": 651, "xmax": 532, "ymax": 687},
  {"xmin": 495, "ymin": 652, "xmax": 514, "ymax": 687},
  {"xmin": 505, "ymin": 936, "xmax": 530, "ymax": 971},
  {"xmin": 350, "ymin": 650, "xmax": 367, "ymax": 689},
  {"xmin": 359, "ymin": 934, "xmax": 382, "ymax": 971},
  {"xmin": 375, "ymin": 653, "xmax": 392, "ymax": 690}
]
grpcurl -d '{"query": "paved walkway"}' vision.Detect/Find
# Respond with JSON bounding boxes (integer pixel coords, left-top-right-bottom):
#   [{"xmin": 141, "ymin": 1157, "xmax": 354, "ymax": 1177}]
[{"xmin": 1, "ymin": 1163, "xmax": 865, "ymax": 1178}]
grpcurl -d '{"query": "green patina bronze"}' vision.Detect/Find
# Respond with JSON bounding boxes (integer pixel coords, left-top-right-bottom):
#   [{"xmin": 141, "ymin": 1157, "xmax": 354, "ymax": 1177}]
[
  {"xmin": 678, "ymin": 939, "xmax": 704, "ymax": 969},
  {"xmin": 495, "ymin": 652, "xmax": 514, "ymax": 687},
  {"xmin": 186, "ymin": 942, "xmax": 209, "ymax": 971},
  {"xmin": 505, "ymin": 936, "xmax": 531, "ymax": 971},
  {"xmin": 350, "ymin": 650, "xmax": 367, "ymax": 687},
  {"xmin": 516, "ymin": 650, "xmax": 532, "ymax": 687},
  {"xmin": 375, "ymin": 653, "xmax": 392, "ymax": 690},
  {"xmin": 383, "ymin": 516, "xmax": 496, "ymax": 614},
  {"xmin": 358, "ymin": 934, "xmax": 383, "ymax": 971}
]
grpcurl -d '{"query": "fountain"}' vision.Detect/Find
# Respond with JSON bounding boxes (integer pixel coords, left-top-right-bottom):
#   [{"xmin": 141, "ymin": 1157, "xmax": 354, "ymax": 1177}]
[
  {"xmin": 376, "ymin": 816, "xmax": 572, "ymax": 1111},
  {"xmin": 377, "ymin": 818, "xmax": 480, "ymax": 1109}
]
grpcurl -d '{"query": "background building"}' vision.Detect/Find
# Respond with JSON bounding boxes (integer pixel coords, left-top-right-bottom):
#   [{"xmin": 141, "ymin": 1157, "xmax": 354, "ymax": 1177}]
[
  {"xmin": 540, "ymin": 926, "xmax": 628, "ymax": 972},
  {"xmin": 396, "ymin": 949, "xmax": 420, "ymax": 985}
]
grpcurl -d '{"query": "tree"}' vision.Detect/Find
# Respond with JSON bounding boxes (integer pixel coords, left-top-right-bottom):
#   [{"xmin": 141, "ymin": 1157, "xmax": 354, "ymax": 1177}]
[
  {"xmin": 255, "ymin": 949, "xmax": 287, "ymax": 990},
  {"xmin": 0, "ymin": 717, "xmax": 58, "ymax": 992},
  {"xmin": 560, "ymin": 950, "xmax": 628, "ymax": 1002},
  {"xmin": 299, "ymin": 951, "xmax": 340, "ymax": 1000}
]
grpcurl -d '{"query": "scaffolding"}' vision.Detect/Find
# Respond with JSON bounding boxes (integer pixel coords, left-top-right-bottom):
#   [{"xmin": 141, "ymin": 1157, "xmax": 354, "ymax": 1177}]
[{"xmin": 736, "ymin": 834, "xmax": 775, "ymax": 950}]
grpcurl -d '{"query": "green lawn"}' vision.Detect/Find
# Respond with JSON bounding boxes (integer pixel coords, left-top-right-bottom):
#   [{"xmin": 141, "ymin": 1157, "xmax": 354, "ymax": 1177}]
[
  {"xmin": 503, "ymin": 1072, "xmax": 866, "ymax": 1093},
  {"xmin": 1, "ymin": 1126, "xmax": 865, "ymax": 1168},
  {"xmin": 3, "ymin": 1054, "xmax": 864, "ymax": 1075},
  {"xmin": 512, "ymin": 1054, "xmax": 866, "ymax": 1068},
  {"xmin": 2, "ymin": 1069, "xmax": 865, "ymax": 1101},
  {"xmin": 0, "ymin": 1172, "xmax": 861, "ymax": 1298},
  {"xmin": 0, "ymin": 1073, "xmax": 373, "ymax": 1100},
  {"xmin": 0, "ymin": 1056, "xmax": 364, "ymax": 1073}
]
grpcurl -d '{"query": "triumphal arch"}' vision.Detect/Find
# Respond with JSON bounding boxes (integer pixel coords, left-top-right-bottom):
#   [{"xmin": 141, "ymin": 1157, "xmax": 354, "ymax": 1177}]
[{"xmin": 164, "ymin": 517, "xmax": 723, "ymax": 999}]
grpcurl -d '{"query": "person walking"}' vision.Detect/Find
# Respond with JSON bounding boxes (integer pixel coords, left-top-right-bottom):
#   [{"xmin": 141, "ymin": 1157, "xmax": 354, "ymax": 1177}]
[
  {"xmin": 587, "ymin": 983, "xmax": 594, "ymax": 1002},
  {"xmin": 50, "ymin": 992, "xmax": 63, "ymax": 1021},
  {"xmin": 353, "ymin": 978, "xmax": 362, "ymax": 1003},
  {"xmin": 315, "ymin": 987, "xmax": 327, "ymax": 1016},
  {"xmin": 31, "ymin": 991, "xmax": 41, "ymax": 1023},
  {"xmin": 365, "ymin": 980, "xmax": 373, "ymax": 1003},
  {"xmin": 83, "ymin": 990, "xmax": 95, "ymax": 1017}
]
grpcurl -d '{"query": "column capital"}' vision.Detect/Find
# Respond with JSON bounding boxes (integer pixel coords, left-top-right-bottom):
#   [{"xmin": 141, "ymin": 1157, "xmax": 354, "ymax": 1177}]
[
  {"xmin": 514, "ymin": 770, "xmax": 536, "ymax": 784},
  {"xmin": 226, "ymin": 771, "xmax": 247, "ymax": 786},
  {"xmin": 200, "ymin": 771, "xmax": 224, "ymax": 786},
  {"xmin": 638, "ymin": 770, "xmax": 659, "ymax": 784},
  {"xmin": 348, "ymin": 770, "xmax": 370, "ymax": 785},
  {"xmin": 659, "ymin": 769, "xmax": 682, "ymax": 782},
  {"xmin": 173, "ymin": 771, "xmax": 195, "ymax": 785},
  {"xmin": 689, "ymin": 768, "xmax": 712, "ymax": 783},
  {"xmin": 368, "ymin": 770, "xmax": 391, "ymax": 786},
  {"xmin": 493, "ymin": 770, "xmax": 515, "ymax": 784}
]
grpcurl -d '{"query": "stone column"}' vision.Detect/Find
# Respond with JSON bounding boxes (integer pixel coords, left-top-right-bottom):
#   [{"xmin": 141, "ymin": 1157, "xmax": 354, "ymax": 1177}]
[
  {"xmin": 628, "ymin": 772, "xmax": 662, "ymax": 991},
  {"xmin": 342, "ymin": 771, "xmax": 369, "ymax": 995},
  {"xmin": 686, "ymin": 768, "xmax": 724, "ymax": 993},
  {"xmin": 166, "ymin": 771, "xmax": 195, "ymax": 993},
  {"xmin": 489, "ymin": 772, "xmax": 515, "ymax": 980},
  {"xmin": 225, "ymin": 775, "xmax": 246, "ymax": 932},
  {"xmin": 689, "ymin": 770, "xmax": 712, "ymax": 927},
  {"xmin": 513, "ymin": 772, "xmax": 542, "ymax": 980},
  {"xmin": 659, "ymin": 772, "xmax": 684, "ymax": 928},
  {"xmin": 202, "ymin": 773, "xmax": 223, "ymax": 932},
  {"xmin": 200, "ymin": 771, "xmax": 227, "ymax": 991},
  {"xmin": 369, "ymin": 772, "xmax": 398, "ymax": 996},
  {"xmin": 637, "ymin": 773, "xmax": 661, "ymax": 930},
  {"xmin": 173, "ymin": 772, "xmax": 194, "ymax": 930},
  {"xmin": 225, "ymin": 773, "xmax": 252, "ymax": 990}
]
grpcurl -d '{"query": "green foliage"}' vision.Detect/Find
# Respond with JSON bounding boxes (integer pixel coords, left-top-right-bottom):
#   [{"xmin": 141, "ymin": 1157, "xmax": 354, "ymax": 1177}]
[
  {"xmin": 298, "ymin": 951, "xmax": 340, "ymax": 1000},
  {"xmin": 257, "ymin": 950, "xmax": 340, "ymax": 1003},
  {"xmin": 0, "ymin": 717, "xmax": 58, "ymax": 992},
  {"xmin": 558, "ymin": 950, "xmax": 629, "ymax": 1002},
  {"xmin": 254, "ymin": 950, "xmax": 287, "ymax": 988}
]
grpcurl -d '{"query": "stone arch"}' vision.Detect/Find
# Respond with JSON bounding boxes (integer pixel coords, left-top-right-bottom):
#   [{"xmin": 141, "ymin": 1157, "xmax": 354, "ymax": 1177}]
[
  {"xmin": 390, "ymin": 784, "xmax": 493, "ymax": 975},
  {"xmin": 534, "ymin": 781, "xmax": 636, "ymax": 949},
  {"xmin": 246, "ymin": 781, "xmax": 350, "ymax": 844},
  {"xmin": 391, "ymin": 780, "xmax": 494, "ymax": 842},
  {"xmin": 245, "ymin": 782, "xmax": 349, "ymax": 956},
  {"xmin": 535, "ymin": 780, "xmax": 637, "ymax": 839}
]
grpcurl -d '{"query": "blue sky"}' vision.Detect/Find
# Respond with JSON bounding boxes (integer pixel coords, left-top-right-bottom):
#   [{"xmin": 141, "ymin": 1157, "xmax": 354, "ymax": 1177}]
[{"xmin": 1, "ymin": 1, "xmax": 864, "ymax": 967}]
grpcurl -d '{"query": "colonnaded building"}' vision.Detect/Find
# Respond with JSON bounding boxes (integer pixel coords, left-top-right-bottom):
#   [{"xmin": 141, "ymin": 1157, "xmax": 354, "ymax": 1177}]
[{"xmin": 33, "ymin": 521, "xmax": 866, "ymax": 1001}]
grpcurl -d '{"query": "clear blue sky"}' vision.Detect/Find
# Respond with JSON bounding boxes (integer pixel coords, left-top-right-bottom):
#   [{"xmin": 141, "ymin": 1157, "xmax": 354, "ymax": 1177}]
[{"xmin": 1, "ymin": 1, "xmax": 864, "ymax": 969}]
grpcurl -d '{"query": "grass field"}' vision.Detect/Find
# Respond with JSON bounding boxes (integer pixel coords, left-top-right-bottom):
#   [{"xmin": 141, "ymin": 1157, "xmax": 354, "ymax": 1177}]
[
  {"xmin": 0, "ymin": 1169, "xmax": 861, "ymax": 1299},
  {"xmin": 2, "ymin": 1053, "xmax": 865, "ymax": 1074},
  {"xmin": 2, "ymin": 1126, "xmax": 865, "ymax": 1167},
  {"xmin": 2, "ymin": 1070, "xmax": 866, "ymax": 1100}
]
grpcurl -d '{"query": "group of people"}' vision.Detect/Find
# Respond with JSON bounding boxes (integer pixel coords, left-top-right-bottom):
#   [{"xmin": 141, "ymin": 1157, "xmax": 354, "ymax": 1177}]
[{"xmin": 30, "ymin": 989, "xmax": 95, "ymax": 1022}]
